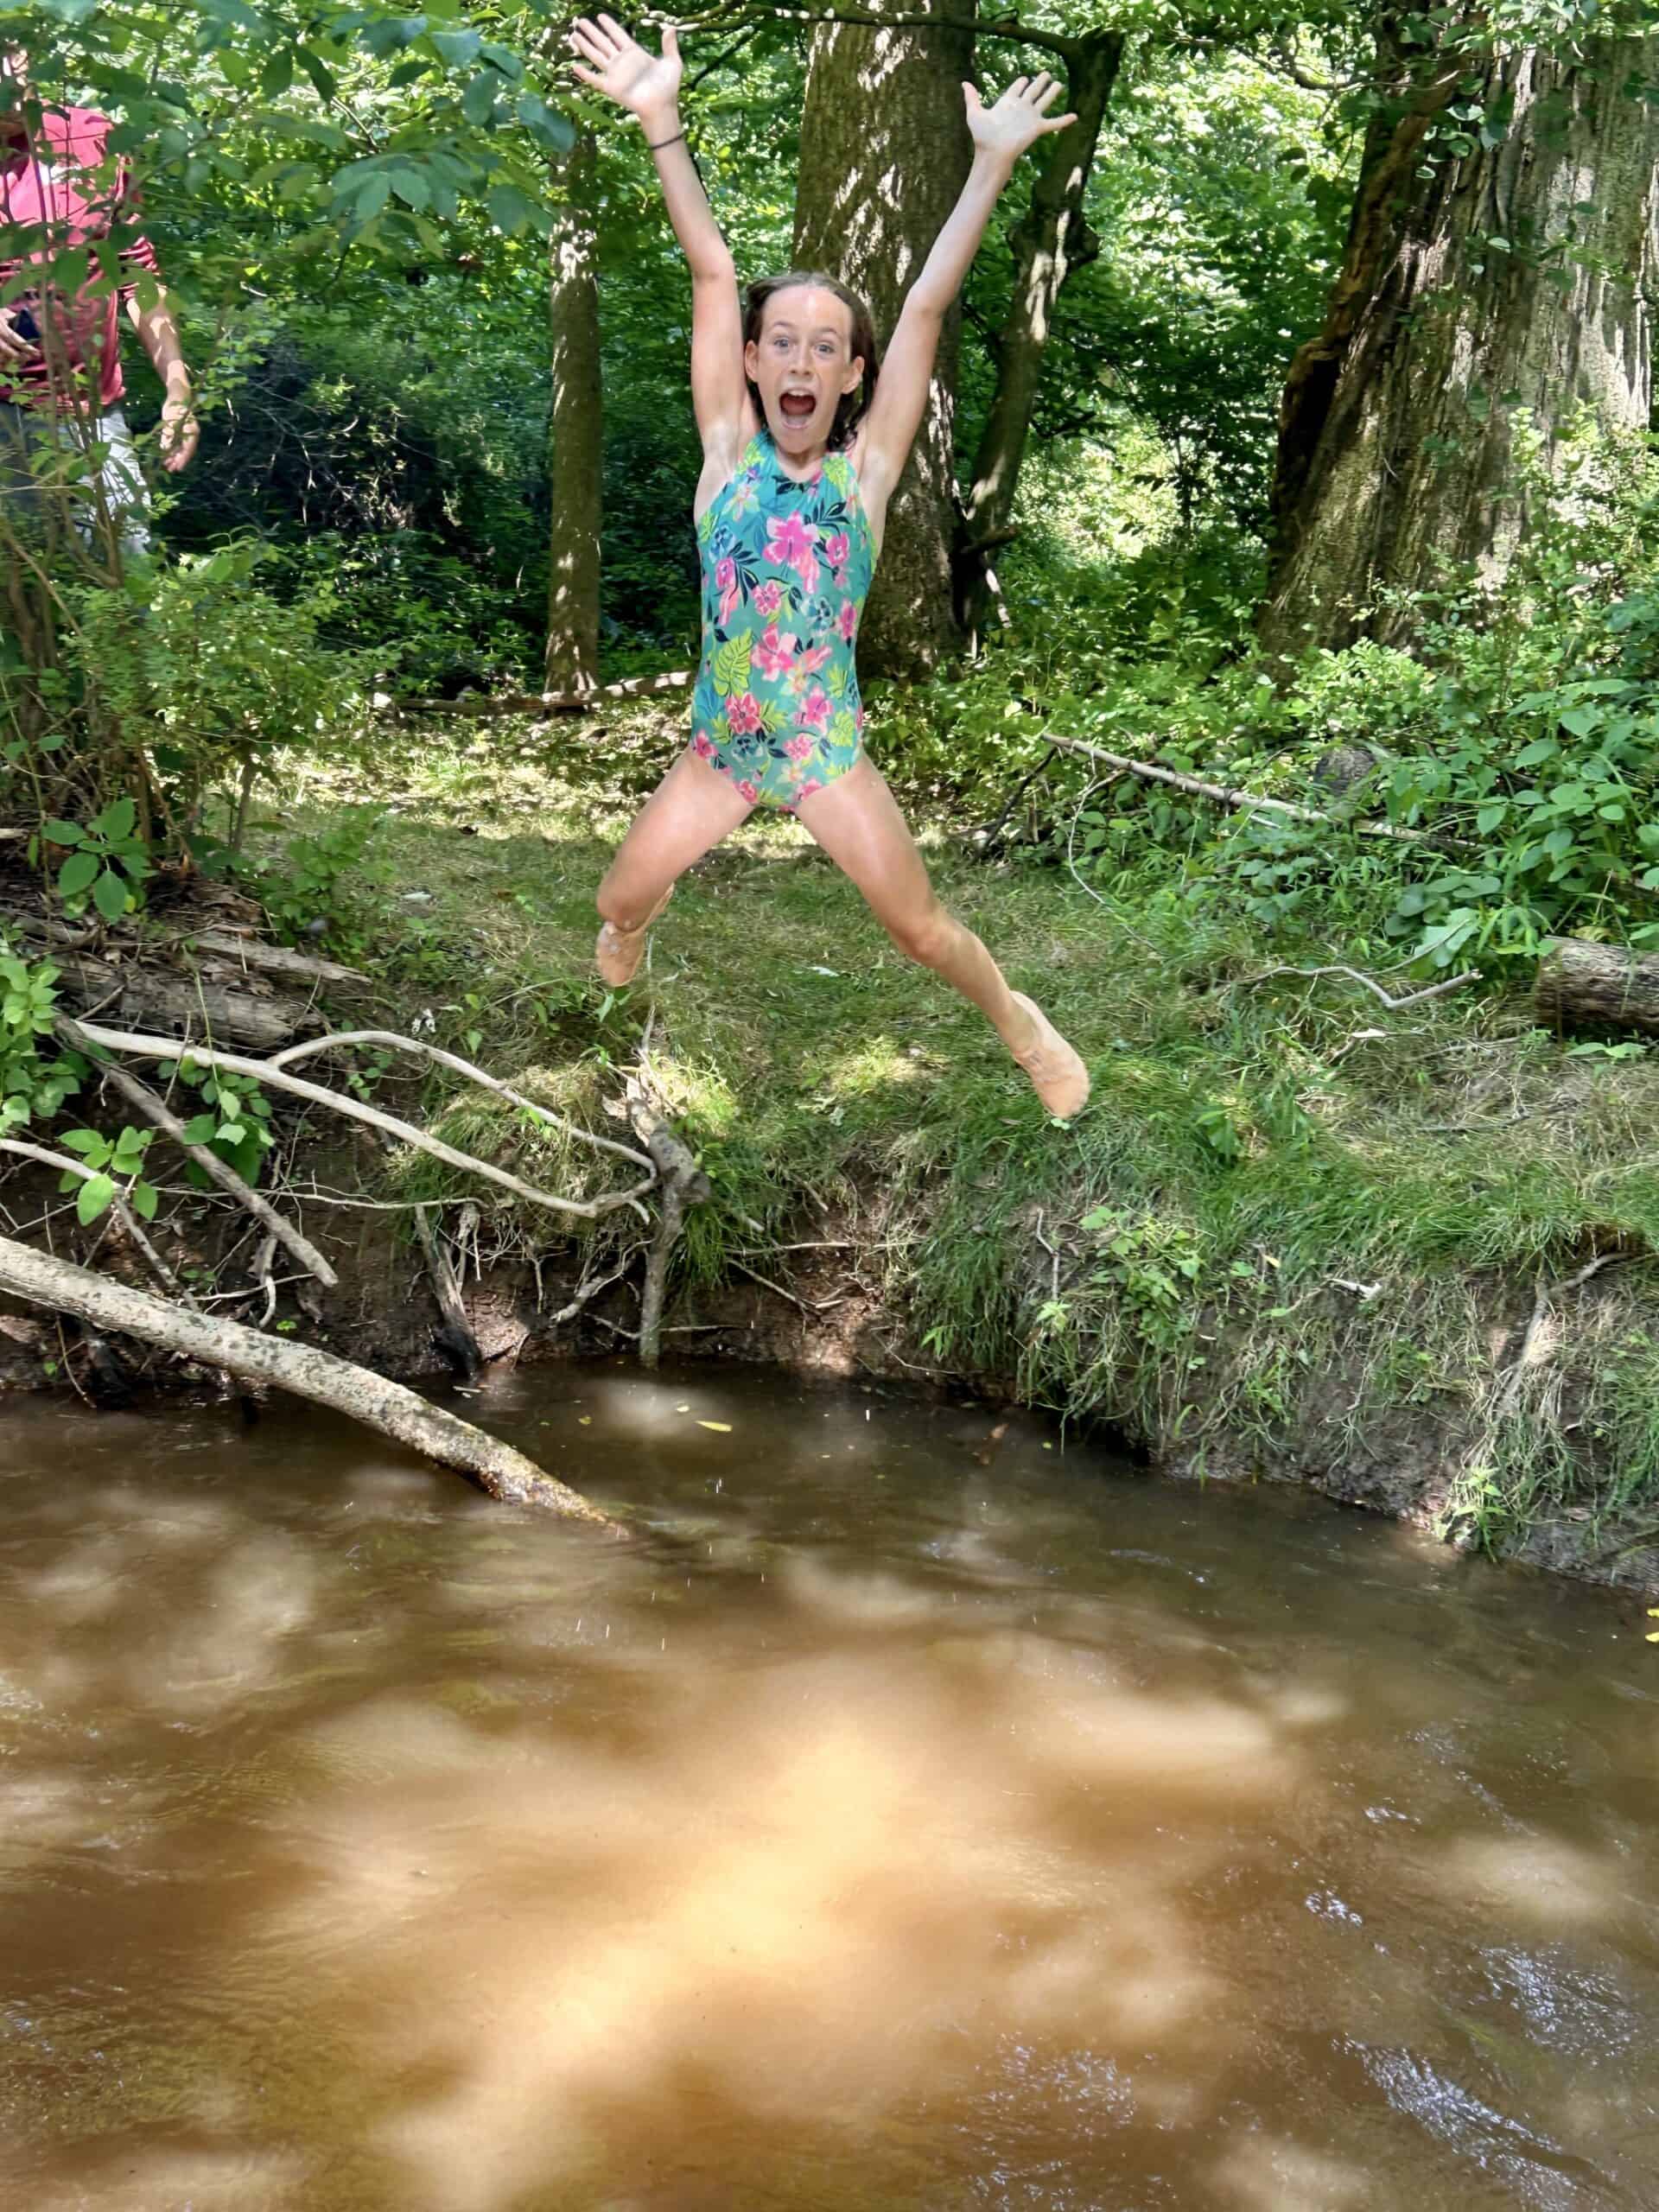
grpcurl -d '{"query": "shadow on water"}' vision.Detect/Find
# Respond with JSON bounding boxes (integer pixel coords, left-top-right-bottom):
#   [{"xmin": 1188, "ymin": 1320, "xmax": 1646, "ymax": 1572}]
[{"xmin": 1, "ymin": 1363, "xmax": 1657, "ymax": 2210}]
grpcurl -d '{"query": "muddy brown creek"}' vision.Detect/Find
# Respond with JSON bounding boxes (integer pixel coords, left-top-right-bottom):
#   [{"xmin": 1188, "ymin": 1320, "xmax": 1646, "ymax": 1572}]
[{"xmin": 2, "ymin": 1363, "xmax": 1656, "ymax": 2211}]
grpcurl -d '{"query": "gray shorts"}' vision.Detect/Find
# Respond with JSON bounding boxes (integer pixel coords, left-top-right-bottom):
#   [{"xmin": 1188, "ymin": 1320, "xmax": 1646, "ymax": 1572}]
[{"xmin": 0, "ymin": 401, "xmax": 152, "ymax": 559}]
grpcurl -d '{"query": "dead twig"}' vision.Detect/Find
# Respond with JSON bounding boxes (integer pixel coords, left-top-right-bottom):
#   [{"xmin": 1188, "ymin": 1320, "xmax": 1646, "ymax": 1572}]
[
  {"xmin": 728, "ymin": 1257, "xmax": 847, "ymax": 1314},
  {"xmin": 1497, "ymin": 1251, "xmax": 1634, "ymax": 1414},
  {"xmin": 1239, "ymin": 963, "xmax": 1480, "ymax": 1011},
  {"xmin": 1045, "ymin": 732, "xmax": 1456, "ymax": 848}
]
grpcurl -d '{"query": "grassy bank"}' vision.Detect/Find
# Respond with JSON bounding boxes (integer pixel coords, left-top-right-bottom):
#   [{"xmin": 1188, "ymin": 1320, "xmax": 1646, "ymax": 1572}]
[{"xmin": 276, "ymin": 708, "xmax": 1659, "ymax": 1575}]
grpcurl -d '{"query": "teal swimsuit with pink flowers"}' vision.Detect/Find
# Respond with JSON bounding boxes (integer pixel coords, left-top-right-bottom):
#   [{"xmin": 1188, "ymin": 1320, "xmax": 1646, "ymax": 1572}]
[{"xmin": 691, "ymin": 429, "xmax": 874, "ymax": 810}]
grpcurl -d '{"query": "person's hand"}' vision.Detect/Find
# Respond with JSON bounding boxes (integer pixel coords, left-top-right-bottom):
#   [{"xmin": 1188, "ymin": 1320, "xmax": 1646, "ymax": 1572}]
[
  {"xmin": 159, "ymin": 392, "xmax": 199, "ymax": 473},
  {"xmin": 0, "ymin": 303, "xmax": 41, "ymax": 366},
  {"xmin": 963, "ymin": 74, "xmax": 1076, "ymax": 166},
  {"xmin": 568, "ymin": 15, "xmax": 683, "ymax": 129}
]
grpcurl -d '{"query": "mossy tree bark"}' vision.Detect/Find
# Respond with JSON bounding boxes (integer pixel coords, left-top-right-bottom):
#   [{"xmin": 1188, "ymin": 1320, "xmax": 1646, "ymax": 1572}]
[
  {"xmin": 957, "ymin": 28, "xmax": 1123, "ymax": 639},
  {"xmin": 1260, "ymin": 29, "xmax": 1659, "ymax": 662},
  {"xmin": 791, "ymin": 0, "xmax": 975, "ymax": 678},
  {"xmin": 545, "ymin": 124, "xmax": 603, "ymax": 696}
]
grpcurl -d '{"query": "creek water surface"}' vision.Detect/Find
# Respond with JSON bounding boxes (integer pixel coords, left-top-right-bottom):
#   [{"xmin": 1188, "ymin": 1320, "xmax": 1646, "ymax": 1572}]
[{"xmin": 2, "ymin": 1363, "xmax": 1656, "ymax": 2211}]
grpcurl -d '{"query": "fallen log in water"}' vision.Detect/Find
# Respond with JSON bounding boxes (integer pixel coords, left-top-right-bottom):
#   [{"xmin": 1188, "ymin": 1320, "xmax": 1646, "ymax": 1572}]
[
  {"xmin": 0, "ymin": 1233, "xmax": 618, "ymax": 1523},
  {"xmin": 1535, "ymin": 938, "xmax": 1659, "ymax": 1039}
]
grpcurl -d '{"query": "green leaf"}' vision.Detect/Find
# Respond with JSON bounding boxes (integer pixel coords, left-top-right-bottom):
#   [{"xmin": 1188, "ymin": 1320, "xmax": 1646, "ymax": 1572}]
[
  {"xmin": 516, "ymin": 90, "xmax": 574, "ymax": 152},
  {"xmin": 430, "ymin": 26, "xmax": 480, "ymax": 65},
  {"xmin": 486, "ymin": 181, "xmax": 536, "ymax": 235},
  {"xmin": 130, "ymin": 1181, "xmax": 159, "ymax": 1221},
  {"xmin": 92, "ymin": 869, "xmax": 130, "ymax": 923},
  {"xmin": 461, "ymin": 71, "xmax": 499, "ymax": 125},
  {"xmin": 353, "ymin": 172, "xmax": 391, "ymax": 219},
  {"xmin": 76, "ymin": 1173, "xmax": 115, "ymax": 1226},
  {"xmin": 180, "ymin": 1113, "xmax": 219, "ymax": 1144},
  {"xmin": 58, "ymin": 851, "xmax": 100, "ymax": 898},
  {"xmin": 42, "ymin": 818, "xmax": 85, "ymax": 846}
]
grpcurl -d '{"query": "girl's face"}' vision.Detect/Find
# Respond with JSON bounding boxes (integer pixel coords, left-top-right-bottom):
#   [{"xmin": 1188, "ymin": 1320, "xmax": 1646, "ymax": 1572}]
[{"xmin": 746, "ymin": 287, "xmax": 864, "ymax": 457}]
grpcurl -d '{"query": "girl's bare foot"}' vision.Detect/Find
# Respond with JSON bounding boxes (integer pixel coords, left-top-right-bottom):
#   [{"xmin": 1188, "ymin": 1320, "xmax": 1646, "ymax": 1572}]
[
  {"xmin": 594, "ymin": 889, "xmax": 673, "ymax": 986},
  {"xmin": 1009, "ymin": 992, "xmax": 1090, "ymax": 1118}
]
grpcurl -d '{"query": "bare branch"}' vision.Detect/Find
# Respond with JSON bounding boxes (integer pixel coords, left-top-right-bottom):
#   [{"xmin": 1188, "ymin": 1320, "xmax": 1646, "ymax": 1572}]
[
  {"xmin": 267, "ymin": 1030, "xmax": 655, "ymax": 1173},
  {"xmin": 68, "ymin": 1020, "xmax": 658, "ymax": 1224}
]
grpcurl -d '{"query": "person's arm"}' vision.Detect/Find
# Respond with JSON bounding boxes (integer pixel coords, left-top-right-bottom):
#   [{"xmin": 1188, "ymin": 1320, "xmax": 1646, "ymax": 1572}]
[
  {"xmin": 569, "ymin": 16, "xmax": 748, "ymax": 467},
  {"xmin": 112, "ymin": 166, "xmax": 197, "ymax": 473},
  {"xmin": 126, "ymin": 287, "xmax": 197, "ymax": 472},
  {"xmin": 855, "ymin": 73, "xmax": 1074, "ymax": 515}
]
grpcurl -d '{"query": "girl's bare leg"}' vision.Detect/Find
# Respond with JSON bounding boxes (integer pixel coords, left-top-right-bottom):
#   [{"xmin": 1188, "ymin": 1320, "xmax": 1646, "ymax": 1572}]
[
  {"xmin": 595, "ymin": 746, "xmax": 755, "ymax": 983},
  {"xmin": 795, "ymin": 757, "xmax": 1089, "ymax": 1116}
]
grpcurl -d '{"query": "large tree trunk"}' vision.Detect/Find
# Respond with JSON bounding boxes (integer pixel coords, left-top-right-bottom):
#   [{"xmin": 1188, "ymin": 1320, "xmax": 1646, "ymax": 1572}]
[
  {"xmin": 957, "ymin": 29, "xmax": 1123, "ymax": 640},
  {"xmin": 1261, "ymin": 33, "xmax": 1659, "ymax": 662},
  {"xmin": 791, "ymin": 0, "xmax": 975, "ymax": 678},
  {"xmin": 545, "ymin": 124, "xmax": 602, "ymax": 696}
]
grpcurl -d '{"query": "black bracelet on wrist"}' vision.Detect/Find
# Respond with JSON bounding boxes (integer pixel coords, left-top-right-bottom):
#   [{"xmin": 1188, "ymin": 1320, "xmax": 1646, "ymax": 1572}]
[{"xmin": 646, "ymin": 129, "xmax": 685, "ymax": 152}]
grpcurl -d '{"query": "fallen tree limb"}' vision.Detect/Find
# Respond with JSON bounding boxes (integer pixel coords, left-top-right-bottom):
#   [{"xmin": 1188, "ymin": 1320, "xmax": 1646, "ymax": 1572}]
[
  {"xmin": 0, "ymin": 1139, "xmax": 194, "ymax": 1305},
  {"xmin": 1238, "ymin": 963, "xmax": 1480, "ymax": 1011},
  {"xmin": 0, "ymin": 1232, "xmax": 615, "ymax": 1522},
  {"xmin": 392, "ymin": 670, "xmax": 694, "ymax": 718},
  {"xmin": 67, "ymin": 1020, "xmax": 654, "ymax": 1223},
  {"xmin": 267, "ymin": 1030, "xmax": 655, "ymax": 1173},
  {"xmin": 1535, "ymin": 938, "xmax": 1659, "ymax": 1039},
  {"xmin": 181, "ymin": 931, "xmax": 372, "ymax": 990},
  {"xmin": 60, "ymin": 1022, "xmax": 340, "ymax": 1291},
  {"xmin": 1045, "ymin": 733, "xmax": 1452, "ymax": 848}
]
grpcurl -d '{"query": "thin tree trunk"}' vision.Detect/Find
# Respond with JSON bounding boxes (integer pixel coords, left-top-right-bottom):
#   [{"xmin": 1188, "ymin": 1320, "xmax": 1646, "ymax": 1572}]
[
  {"xmin": 791, "ymin": 0, "xmax": 975, "ymax": 677},
  {"xmin": 1261, "ymin": 30, "xmax": 1659, "ymax": 660},
  {"xmin": 957, "ymin": 29, "xmax": 1123, "ymax": 639},
  {"xmin": 0, "ymin": 1233, "xmax": 617, "ymax": 1522},
  {"xmin": 545, "ymin": 124, "xmax": 603, "ymax": 696}
]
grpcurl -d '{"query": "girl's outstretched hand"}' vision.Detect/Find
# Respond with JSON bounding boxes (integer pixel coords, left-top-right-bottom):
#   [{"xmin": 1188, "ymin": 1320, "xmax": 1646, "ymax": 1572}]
[
  {"xmin": 963, "ymin": 73, "xmax": 1077, "ymax": 163},
  {"xmin": 569, "ymin": 14, "xmax": 682, "ymax": 121}
]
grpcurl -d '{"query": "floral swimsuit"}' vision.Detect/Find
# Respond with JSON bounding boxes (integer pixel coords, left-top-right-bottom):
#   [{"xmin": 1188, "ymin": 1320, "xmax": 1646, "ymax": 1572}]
[{"xmin": 690, "ymin": 429, "xmax": 875, "ymax": 810}]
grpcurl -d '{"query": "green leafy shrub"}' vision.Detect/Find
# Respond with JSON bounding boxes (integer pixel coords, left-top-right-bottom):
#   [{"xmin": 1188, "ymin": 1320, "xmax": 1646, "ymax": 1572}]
[
  {"xmin": 64, "ymin": 544, "xmax": 372, "ymax": 852},
  {"xmin": 0, "ymin": 944, "xmax": 79, "ymax": 1135}
]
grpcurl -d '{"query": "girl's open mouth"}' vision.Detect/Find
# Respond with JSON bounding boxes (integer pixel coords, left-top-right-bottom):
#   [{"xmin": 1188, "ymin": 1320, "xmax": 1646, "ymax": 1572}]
[{"xmin": 779, "ymin": 392, "xmax": 816, "ymax": 422}]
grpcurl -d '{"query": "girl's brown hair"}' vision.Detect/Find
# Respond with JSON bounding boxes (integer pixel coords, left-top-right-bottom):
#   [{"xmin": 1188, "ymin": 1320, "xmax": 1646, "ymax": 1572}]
[{"xmin": 743, "ymin": 270, "xmax": 880, "ymax": 451}]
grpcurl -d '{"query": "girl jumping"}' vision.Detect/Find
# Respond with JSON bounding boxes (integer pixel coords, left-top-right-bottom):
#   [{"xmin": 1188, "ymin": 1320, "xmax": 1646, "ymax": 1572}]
[{"xmin": 568, "ymin": 15, "xmax": 1090, "ymax": 1118}]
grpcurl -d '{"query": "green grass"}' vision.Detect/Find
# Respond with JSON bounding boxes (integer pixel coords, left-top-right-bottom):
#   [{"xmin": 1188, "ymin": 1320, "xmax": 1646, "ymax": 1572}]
[{"xmin": 263, "ymin": 712, "xmax": 1659, "ymax": 1572}]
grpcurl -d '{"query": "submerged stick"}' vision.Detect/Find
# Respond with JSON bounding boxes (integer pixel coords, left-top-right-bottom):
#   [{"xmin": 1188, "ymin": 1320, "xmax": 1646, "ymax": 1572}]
[{"xmin": 0, "ymin": 1233, "xmax": 615, "ymax": 1522}]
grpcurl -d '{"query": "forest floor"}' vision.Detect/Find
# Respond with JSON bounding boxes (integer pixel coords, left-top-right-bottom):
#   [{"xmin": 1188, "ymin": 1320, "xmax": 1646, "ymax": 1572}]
[{"xmin": 245, "ymin": 704, "xmax": 1659, "ymax": 1591}]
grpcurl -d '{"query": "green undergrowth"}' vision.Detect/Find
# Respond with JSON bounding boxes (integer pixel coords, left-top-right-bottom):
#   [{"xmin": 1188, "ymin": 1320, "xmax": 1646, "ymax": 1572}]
[{"xmin": 276, "ymin": 716, "xmax": 1659, "ymax": 1571}]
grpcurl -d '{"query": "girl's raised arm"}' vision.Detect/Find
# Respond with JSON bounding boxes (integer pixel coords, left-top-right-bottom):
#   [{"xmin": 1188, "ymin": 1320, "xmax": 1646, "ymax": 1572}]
[
  {"xmin": 569, "ymin": 16, "xmax": 749, "ymax": 466},
  {"xmin": 855, "ymin": 73, "xmax": 1075, "ymax": 518}
]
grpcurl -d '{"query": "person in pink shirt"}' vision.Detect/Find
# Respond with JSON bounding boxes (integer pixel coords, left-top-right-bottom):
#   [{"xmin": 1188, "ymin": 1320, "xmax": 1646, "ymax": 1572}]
[{"xmin": 0, "ymin": 46, "xmax": 198, "ymax": 556}]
